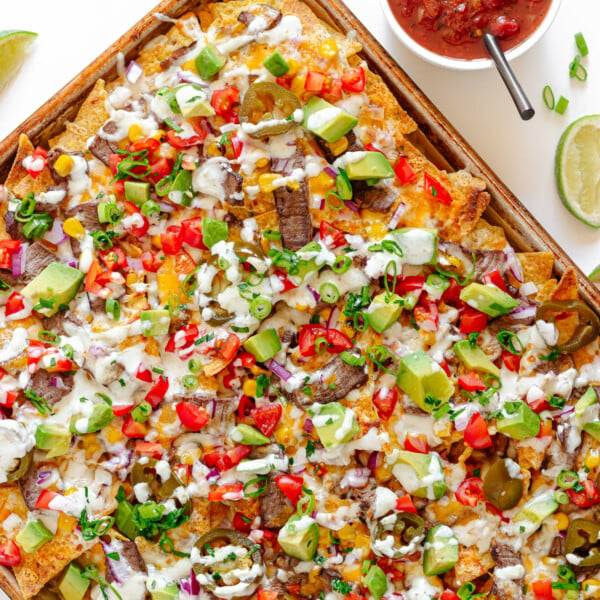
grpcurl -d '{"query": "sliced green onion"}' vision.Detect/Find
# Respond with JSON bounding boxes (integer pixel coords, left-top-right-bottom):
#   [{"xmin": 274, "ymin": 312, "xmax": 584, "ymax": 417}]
[
  {"xmin": 167, "ymin": 294, "xmax": 179, "ymax": 317},
  {"xmin": 315, "ymin": 336, "xmax": 328, "ymax": 354},
  {"xmin": 557, "ymin": 469, "xmax": 579, "ymax": 489},
  {"xmin": 575, "ymin": 32, "xmax": 589, "ymax": 57},
  {"xmin": 245, "ymin": 272, "xmax": 264, "ymax": 287},
  {"xmin": 22, "ymin": 213, "xmax": 52, "ymax": 239},
  {"xmin": 319, "ymin": 282, "xmax": 340, "ymax": 304},
  {"xmin": 62, "ymin": 344, "xmax": 74, "ymax": 359},
  {"xmin": 132, "ymin": 401, "xmax": 152, "ymax": 423},
  {"xmin": 483, "ymin": 373, "xmax": 502, "ymax": 390},
  {"xmin": 182, "ymin": 374, "xmax": 198, "ymax": 390},
  {"xmin": 141, "ymin": 200, "xmax": 161, "ymax": 217},
  {"xmin": 188, "ymin": 359, "xmax": 201, "ymax": 373},
  {"xmin": 296, "ymin": 492, "xmax": 315, "ymax": 516},
  {"xmin": 0, "ymin": 279, "xmax": 10, "ymax": 294},
  {"xmin": 264, "ymin": 229, "xmax": 281, "ymax": 240},
  {"xmin": 542, "ymin": 85, "xmax": 555, "ymax": 110},
  {"xmin": 384, "ymin": 260, "xmax": 397, "ymax": 296},
  {"xmin": 332, "ymin": 255, "xmax": 351, "ymax": 274},
  {"xmin": 569, "ymin": 55, "xmax": 588, "ymax": 81},
  {"xmin": 325, "ymin": 190, "xmax": 344, "ymax": 210},
  {"xmin": 249, "ymin": 296, "xmax": 272, "ymax": 320},
  {"xmin": 182, "ymin": 265, "xmax": 202, "ymax": 296},
  {"xmin": 98, "ymin": 201, "xmax": 123, "ymax": 224},
  {"xmin": 164, "ymin": 118, "xmax": 183, "ymax": 133},
  {"xmin": 105, "ymin": 298, "xmax": 120, "ymax": 321},
  {"xmin": 340, "ymin": 350, "xmax": 365, "ymax": 367},
  {"xmin": 243, "ymin": 476, "xmax": 268, "ymax": 499},
  {"xmin": 496, "ymin": 329, "xmax": 524, "ymax": 355},
  {"xmin": 353, "ymin": 311, "xmax": 368, "ymax": 332},
  {"xmin": 366, "ymin": 345, "xmax": 397, "ymax": 374},
  {"xmin": 38, "ymin": 330, "xmax": 61, "ymax": 345},
  {"xmin": 91, "ymin": 230, "xmax": 114, "ymax": 251},
  {"xmin": 15, "ymin": 194, "xmax": 36, "ymax": 222},
  {"xmin": 555, "ymin": 96, "xmax": 569, "ymax": 115}
]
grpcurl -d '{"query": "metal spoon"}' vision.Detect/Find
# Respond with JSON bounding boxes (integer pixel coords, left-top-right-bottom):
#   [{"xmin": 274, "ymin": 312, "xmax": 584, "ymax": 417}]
[{"xmin": 483, "ymin": 33, "xmax": 534, "ymax": 121}]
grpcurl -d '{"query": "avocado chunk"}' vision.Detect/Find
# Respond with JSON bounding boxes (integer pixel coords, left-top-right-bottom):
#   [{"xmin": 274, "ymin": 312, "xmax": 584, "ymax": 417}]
[
  {"xmin": 424, "ymin": 274, "xmax": 450, "ymax": 301},
  {"xmin": 174, "ymin": 84, "xmax": 215, "ymax": 118},
  {"xmin": 422, "ymin": 525, "xmax": 459, "ymax": 576},
  {"xmin": 294, "ymin": 241, "xmax": 327, "ymax": 280},
  {"xmin": 496, "ymin": 401, "xmax": 541, "ymax": 439},
  {"xmin": 21, "ymin": 262, "xmax": 84, "ymax": 317},
  {"xmin": 140, "ymin": 309, "xmax": 171, "ymax": 337},
  {"xmin": 392, "ymin": 450, "xmax": 446, "ymax": 499},
  {"xmin": 366, "ymin": 293, "xmax": 403, "ymax": 333},
  {"xmin": 202, "ymin": 217, "xmax": 228, "ymax": 248},
  {"xmin": 195, "ymin": 44, "xmax": 226, "ymax": 79},
  {"xmin": 115, "ymin": 499, "xmax": 137, "ymax": 540},
  {"xmin": 453, "ymin": 340, "xmax": 500, "ymax": 377},
  {"xmin": 150, "ymin": 584, "xmax": 180, "ymax": 600},
  {"xmin": 575, "ymin": 386, "xmax": 597, "ymax": 418},
  {"xmin": 35, "ymin": 423, "xmax": 71, "ymax": 458},
  {"xmin": 513, "ymin": 491, "xmax": 558, "ymax": 533},
  {"xmin": 59, "ymin": 562, "xmax": 91, "ymax": 600},
  {"xmin": 15, "ymin": 520, "xmax": 53, "ymax": 553},
  {"xmin": 70, "ymin": 403, "xmax": 115, "ymax": 435},
  {"xmin": 459, "ymin": 283, "xmax": 519, "ymax": 318},
  {"xmin": 343, "ymin": 151, "xmax": 394, "ymax": 181},
  {"xmin": 124, "ymin": 181, "xmax": 150, "ymax": 206},
  {"xmin": 243, "ymin": 329, "xmax": 281, "ymax": 363},
  {"xmin": 263, "ymin": 50, "xmax": 290, "ymax": 77},
  {"xmin": 389, "ymin": 228, "xmax": 438, "ymax": 265},
  {"xmin": 278, "ymin": 514, "xmax": 319, "ymax": 561},
  {"xmin": 307, "ymin": 402, "xmax": 358, "ymax": 448},
  {"xmin": 364, "ymin": 564, "xmax": 388, "ymax": 600},
  {"xmin": 396, "ymin": 351, "xmax": 454, "ymax": 412},
  {"xmin": 231, "ymin": 424, "xmax": 270, "ymax": 445},
  {"xmin": 302, "ymin": 96, "xmax": 358, "ymax": 143}
]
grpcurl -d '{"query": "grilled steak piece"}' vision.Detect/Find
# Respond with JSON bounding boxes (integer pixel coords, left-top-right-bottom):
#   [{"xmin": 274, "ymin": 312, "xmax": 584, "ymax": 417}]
[
  {"xmin": 293, "ymin": 348, "xmax": 368, "ymax": 406},
  {"xmin": 22, "ymin": 242, "xmax": 56, "ymax": 284},
  {"xmin": 160, "ymin": 41, "xmax": 198, "ymax": 70},
  {"xmin": 29, "ymin": 369, "xmax": 73, "ymax": 406},
  {"xmin": 65, "ymin": 201, "xmax": 101, "ymax": 232},
  {"xmin": 259, "ymin": 475, "xmax": 295, "ymax": 528},
  {"xmin": 238, "ymin": 5, "xmax": 282, "ymax": 30},
  {"xmin": 4, "ymin": 212, "xmax": 26, "ymax": 242},
  {"xmin": 491, "ymin": 542, "xmax": 524, "ymax": 600},
  {"xmin": 314, "ymin": 131, "xmax": 363, "ymax": 163},
  {"xmin": 19, "ymin": 465, "xmax": 42, "ymax": 511},
  {"xmin": 223, "ymin": 163, "xmax": 244, "ymax": 205},
  {"xmin": 352, "ymin": 181, "xmax": 396, "ymax": 213},
  {"xmin": 271, "ymin": 150, "xmax": 312, "ymax": 251},
  {"xmin": 105, "ymin": 539, "xmax": 146, "ymax": 583},
  {"xmin": 88, "ymin": 135, "xmax": 119, "ymax": 167}
]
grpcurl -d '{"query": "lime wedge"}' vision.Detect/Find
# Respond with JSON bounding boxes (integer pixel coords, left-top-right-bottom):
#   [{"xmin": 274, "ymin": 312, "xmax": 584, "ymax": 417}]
[
  {"xmin": 555, "ymin": 114, "xmax": 600, "ymax": 228},
  {"xmin": 589, "ymin": 264, "xmax": 600, "ymax": 285},
  {"xmin": 0, "ymin": 30, "xmax": 37, "ymax": 91}
]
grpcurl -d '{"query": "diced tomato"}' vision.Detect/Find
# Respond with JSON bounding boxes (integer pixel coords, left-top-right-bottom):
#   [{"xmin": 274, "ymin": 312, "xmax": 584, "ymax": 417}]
[
  {"xmin": 211, "ymin": 87, "xmax": 240, "ymax": 121},
  {"xmin": 250, "ymin": 403, "xmax": 282, "ymax": 437},
  {"xmin": 440, "ymin": 591, "xmax": 460, "ymax": 600},
  {"xmin": 482, "ymin": 269, "xmax": 508, "ymax": 292},
  {"xmin": 372, "ymin": 387, "xmax": 398, "ymax": 420},
  {"xmin": 136, "ymin": 363, "xmax": 154, "ymax": 383},
  {"xmin": 414, "ymin": 302, "xmax": 439, "ymax": 331},
  {"xmin": 44, "ymin": 354, "xmax": 75, "ymax": 374},
  {"xmin": 502, "ymin": 350, "xmax": 521, "ymax": 373},
  {"xmin": 0, "ymin": 248, "xmax": 11, "ymax": 270},
  {"xmin": 122, "ymin": 201, "xmax": 149, "ymax": 238},
  {"xmin": 238, "ymin": 351, "xmax": 256, "ymax": 369},
  {"xmin": 160, "ymin": 225, "xmax": 183, "ymax": 255},
  {"xmin": 4, "ymin": 292, "xmax": 25, "ymax": 318},
  {"xmin": 438, "ymin": 357, "xmax": 451, "ymax": 376},
  {"xmin": 135, "ymin": 441, "xmax": 164, "ymax": 458},
  {"xmin": 0, "ymin": 240, "xmax": 21, "ymax": 252},
  {"xmin": 109, "ymin": 153, "xmax": 122, "ymax": 174},
  {"xmin": 206, "ymin": 445, "xmax": 252, "ymax": 473},
  {"xmin": 257, "ymin": 590, "xmax": 278, "ymax": 600},
  {"xmin": 319, "ymin": 221, "xmax": 347, "ymax": 248},
  {"xmin": 148, "ymin": 157, "xmax": 171, "ymax": 184},
  {"xmin": 233, "ymin": 511, "xmax": 252, "ymax": 533},
  {"xmin": 176, "ymin": 402, "xmax": 210, "ymax": 431},
  {"xmin": 324, "ymin": 328, "xmax": 353, "ymax": 353},
  {"xmin": 35, "ymin": 489, "xmax": 61, "ymax": 510},
  {"xmin": 394, "ymin": 275, "xmax": 426, "ymax": 296},
  {"xmin": 27, "ymin": 340, "xmax": 46, "ymax": 373},
  {"xmin": 395, "ymin": 494, "xmax": 418, "ymax": 514},
  {"xmin": 165, "ymin": 129, "xmax": 207, "ymax": 149},
  {"xmin": 174, "ymin": 463, "xmax": 192, "ymax": 486},
  {"xmin": 112, "ymin": 403, "xmax": 134, "ymax": 417},
  {"xmin": 181, "ymin": 217, "xmax": 208, "ymax": 249},
  {"xmin": 130, "ymin": 137, "xmax": 160, "ymax": 153},
  {"xmin": 490, "ymin": 15, "xmax": 519, "ymax": 39},
  {"xmin": 219, "ymin": 334, "xmax": 241, "ymax": 361},
  {"xmin": 141, "ymin": 250, "xmax": 163, "ymax": 272},
  {"xmin": 165, "ymin": 324, "xmax": 199, "ymax": 353},
  {"xmin": 376, "ymin": 558, "xmax": 404, "ymax": 580},
  {"xmin": 363, "ymin": 143, "xmax": 384, "ymax": 155},
  {"xmin": 98, "ymin": 247, "xmax": 127, "ymax": 271},
  {"xmin": 84, "ymin": 260, "xmax": 112, "ymax": 298},
  {"xmin": 459, "ymin": 308, "xmax": 487, "ymax": 334},
  {"xmin": 458, "ymin": 371, "xmax": 487, "ymax": 392},
  {"xmin": 231, "ymin": 135, "xmax": 243, "ymax": 159},
  {"xmin": 122, "ymin": 415, "xmax": 148, "ymax": 438},
  {"xmin": 0, "ymin": 540, "xmax": 21, "ymax": 566},
  {"xmin": 341, "ymin": 67, "xmax": 366, "ymax": 92},
  {"xmin": 24, "ymin": 146, "xmax": 47, "ymax": 179},
  {"xmin": 208, "ymin": 483, "xmax": 244, "ymax": 502},
  {"xmin": 531, "ymin": 578, "xmax": 553, "ymax": 600},
  {"xmin": 273, "ymin": 269, "xmax": 297, "ymax": 291},
  {"xmin": 175, "ymin": 251, "xmax": 196, "ymax": 275},
  {"xmin": 404, "ymin": 434, "xmax": 429, "ymax": 454},
  {"xmin": 325, "ymin": 77, "xmax": 343, "ymax": 98},
  {"xmin": 305, "ymin": 71, "xmax": 327, "ymax": 92},
  {"xmin": 423, "ymin": 173, "xmax": 452, "ymax": 205},
  {"xmin": 568, "ymin": 479, "xmax": 600, "ymax": 508},
  {"xmin": 537, "ymin": 420, "xmax": 553, "ymax": 438},
  {"xmin": 223, "ymin": 373, "xmax": 238, "ymax": 390},
  {"xmin": 464, "ymin": 413, "xmax": 492, "ymax": 449},
  {"xmin": 394, "ymin": 156, "xmax": 416, "ymax": 185},
  {"xmin": 276, "ymin": 76, "xmax": 291, "ymax": 89},
  {"xmin": 0, "ymin": 389, "xmax": 17, "ymax": 408},
  {"xmin": 145, "ymin": 375, "xmax": 169, "ymax": 408},
  {"xmin": 238, "ymin": 394, "xmax": 254, "ymax": 419},
  {"xmin": 275, "ymin": 474, "xmax": 304, "ymax": 504},
  {"xmin": 455, "ymin": 477, "xmax": 484, "ymax": 507},
  {"xmin": 441, "ymin": 278, "xmax": 462, "ymax": 305},
  {"xmin": 298, "ymin": 324, "xmax": 353, "ymax": 357}
]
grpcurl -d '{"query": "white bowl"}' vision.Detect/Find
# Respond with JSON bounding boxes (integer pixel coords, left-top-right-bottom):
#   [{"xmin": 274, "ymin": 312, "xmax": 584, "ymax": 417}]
[{"xmin": 380, "ymin": 0, "xmax": 562, "ymax": 70}]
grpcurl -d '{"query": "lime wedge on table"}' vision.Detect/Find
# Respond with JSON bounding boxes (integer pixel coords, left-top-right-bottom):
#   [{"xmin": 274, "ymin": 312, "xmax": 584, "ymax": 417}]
[
  {"xmin": 555, "ymin": 114, "xmax": 600, "ymax": 228},
  {"xmin": 0, "ymin": 30, "xmax": 37, "ymax": 91},
  {"xmin": 589, "ymin": 264, "xmax": 600, "ymax": 286}
]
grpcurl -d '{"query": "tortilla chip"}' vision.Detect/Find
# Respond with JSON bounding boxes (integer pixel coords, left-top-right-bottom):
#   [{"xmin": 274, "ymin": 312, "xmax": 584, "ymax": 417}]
[
  {"xmin": 253, "ymin": 209, "xmax": 280, "ymax": 232},
  {"xmin": 48, "ymin": 79, "xmax": 109, "ymax": 151},
  {"xmin": 517, "ymin": 252, "xmax": 554, "ymax": 287},
  {"xmin": 551, "ymin": 267, "xmax": 578, "ymax": 300},
  {"xmin": 188, "ymin": 498, "xmax": 213, "ymax": 536},
  {"xmin": 4, "ymin": 134, "xmax": 55, "ymax": 201},
  {"xmin": 463, "ymin": 219, "xmax": 507, "ymax": 250},
  {"xmin": 453, "ymin": 546, "xmax": 495, "ymax": 586},
  {"xmin": 535, "ymin": 279, "xmax": 558, "ymax": 302}
]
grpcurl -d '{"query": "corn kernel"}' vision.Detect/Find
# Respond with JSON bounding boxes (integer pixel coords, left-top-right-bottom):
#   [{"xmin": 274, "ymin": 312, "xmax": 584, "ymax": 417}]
[
  {"xmin": 152, "ymin": 234, "xmax": 163, "ymax": 249},
  {"xmin": 260, "ymin": 238, "xmax": 271, "ymax": 255},
  {"xmin": 159, "ymin": 143, "xmax": 178, "ymax": 160},
  {"xmin": 318, "ymin": 38, "xmax": 339, "ymax": 60},
  {"xmin": 181, "ymin": 59, "xmax": 197, "ymax": 73},
  {"xmin": 374, "ymin": 462, "xmax": 394, "ymax": 483},
  {"xmin": 342, "ymin": 566, "xmax": 362, "ymax": 583},
  {"xmin": 354, "ymin": 532, "xmax": 371, "ymax": 553},
  {"xmin": 64, "ymin": 487, "xmax": 78, "ymax": 496},
  {"xmin": 286, "ymin": 180, "xmax": 301, "ymax": 192},
  {"xmin": 152, "ymin": 129, "xmax": 166, "ymax": 141},
  {"xmin": 104, "ymin": 424, "xmax": 122, "ymax": 444},
  {"xmin": 258, "ymin": 173, "xmax": 280, "ymax": 193},
  {"xmin": 585, "ymin": 447, "xmax": 600, "ymax": 470},
  {"xmin": 446, "ymin": 256, "xmax": 462, "ymax": 269},
  {"xmin": 328, "ymin": 136, "xmax": 349, "ymax": 157},
  {"xmin": 275, "ymin": 424, "xmax": 297, "ymax": 446},
  {"xmin": 63, "ymin": 217, "xmax": 86, "ymax": 240},
  {"xmin": 206, "ymin": 141, "xmax": 223, "ymax": 157},
  {"xmin": 291, "ymin": 75, "xmax": 307, "ymax": 97},
  {"xmin": 256, "ymin": 157, "xmax": 270, "ymax": 168},
  {"xmin": 583, "ymin": 579, "xmax": 600, "ymax": 599},
  {"xmin": 286, "ymin": 58, "xmax": 299, "ymax": 77},
  {"xmin": 552, "ymin": 512, "xmax": 569, "ymax": 531},
  {"xmin": 128, "ymin": 123, "xmax": 145, "ymax": 142},
  {"xmin": 53, "ymin": 154, "xmax": 74, "ymax": 177},
  {"xmin": 126, "ymin": 272, "xmax": 139, "ymax": 286},
  {"xmin": 295, "ymin": 303, "xmax": 310, "ymax": 311},
  {"xmin": 243, "ymin": 379, "xmax": 257, "ymax": 397}
]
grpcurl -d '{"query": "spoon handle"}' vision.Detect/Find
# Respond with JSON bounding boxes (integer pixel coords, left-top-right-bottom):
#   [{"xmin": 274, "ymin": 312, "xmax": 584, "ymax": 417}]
[{"xmin": 484, "ymin": 33, "xmax": 535, "ymax": 121}]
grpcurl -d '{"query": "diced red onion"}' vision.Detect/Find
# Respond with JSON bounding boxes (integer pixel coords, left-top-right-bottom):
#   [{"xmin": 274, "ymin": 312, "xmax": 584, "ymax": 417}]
[
  {"xmin": 294, "ymin": 466, "xmax": 307, "ymax": 475},
  {"xmin": 176, "ymin": 69, "xmax": 206, "ymax": 87},
  {"xmin": 50, "ymin": 376, "xmax": 68, "ymax": 390},
  {"xmin": 127, "ymin": 258, "xmax": 143, "ymax": 271},
  {"xmin": 319, "ymin": 197, "xmax": 325, "ymax": 210},
  {"xmin": 326, "ymin": 306, "xmax": 339, "ymax": 330},
  {"xmin": 266, "ymin": 359, "xmax": 292, "ymax": 382},
  {"xmin": 62, "ymin": 258, "xmax": 77, "ymax": 268},
  {"xmin": 323, "ymin": 166, "xmax": 338, "ymax": 178},
  {"xmin": 179, "ymin": 568, "xmax": 200, "ymax": 597},
  {"xmin": 102, "ymin": 541, "xmax": 132, "ymax": 584},
  {"xmin": 366, "ymin": 104, "xmax": 385, "ymax": 120},
  {"xmin": 367, "ymin": 451, "xmax": 379, "ymax": 470},
  {"xmin": 344, "ymin": 200, "xmax": 359, "ymax": 213},
  {"xmin": 341, "ymin": 468, "xmax": 371, "ymax": 489},
  {"xmin": 388, "ymin": 202, "xmax": 407, "ymax": 229},
  {"xmin": 126, "ymin": 60, "xmax": 143, "ymax": 84},
  {"xmin": 504, "ymin": 246, "xmax": 523, "ymax": 282},
  {"xmin": 552, "ymin": 406, "xmax": 575, "ymax": 419},
  {"xmin": 519, "ymin": 281, "xmax": 538, "ymax": 297},
  {"xmin": 307, "ymin": 285, "xmax": 320, "ymax": 303},
  {"xmin": 206, "ymin": 468, "xmax": 221, "ymax": 481},
  {"xmin": 36, "ymin": 470, "xmax": 52, "ymax": 485},
  {"xmin": 303, "ymin": 418, "xmax": 314, "ymax": 433},
  {"xmin": 158, "ymin": 202, "xmax": 176, "ymax": 213},
  {"xmin": 508, "ymin": 305, "xmax": 537, "ymax": 320},
  {"xmin": 101, "ymin": 450, "xmax": 133, "ymax": 479},
  {"xmin": 271, "ymin": 157, "xmax": 294, "ymax": 174},
  {"xmin": 206, "ymin": 398, "xmax": 216, "ymax": 418},
  {"xmin": 11, "ymin": 243, "xmax": 27, "ymax": 278}
]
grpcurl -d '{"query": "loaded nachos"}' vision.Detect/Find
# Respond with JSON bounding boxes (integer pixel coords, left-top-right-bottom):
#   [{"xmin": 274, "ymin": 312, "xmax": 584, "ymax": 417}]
[{"xmin": 0, "ymin": 1, "xmax": 599, "ymax": 599}]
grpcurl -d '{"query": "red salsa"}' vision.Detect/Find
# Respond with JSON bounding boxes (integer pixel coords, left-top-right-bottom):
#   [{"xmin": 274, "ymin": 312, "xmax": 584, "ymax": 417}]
[{"xmin": 388, "ymin": 0, "xmax": 552, "ymax": 60}]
